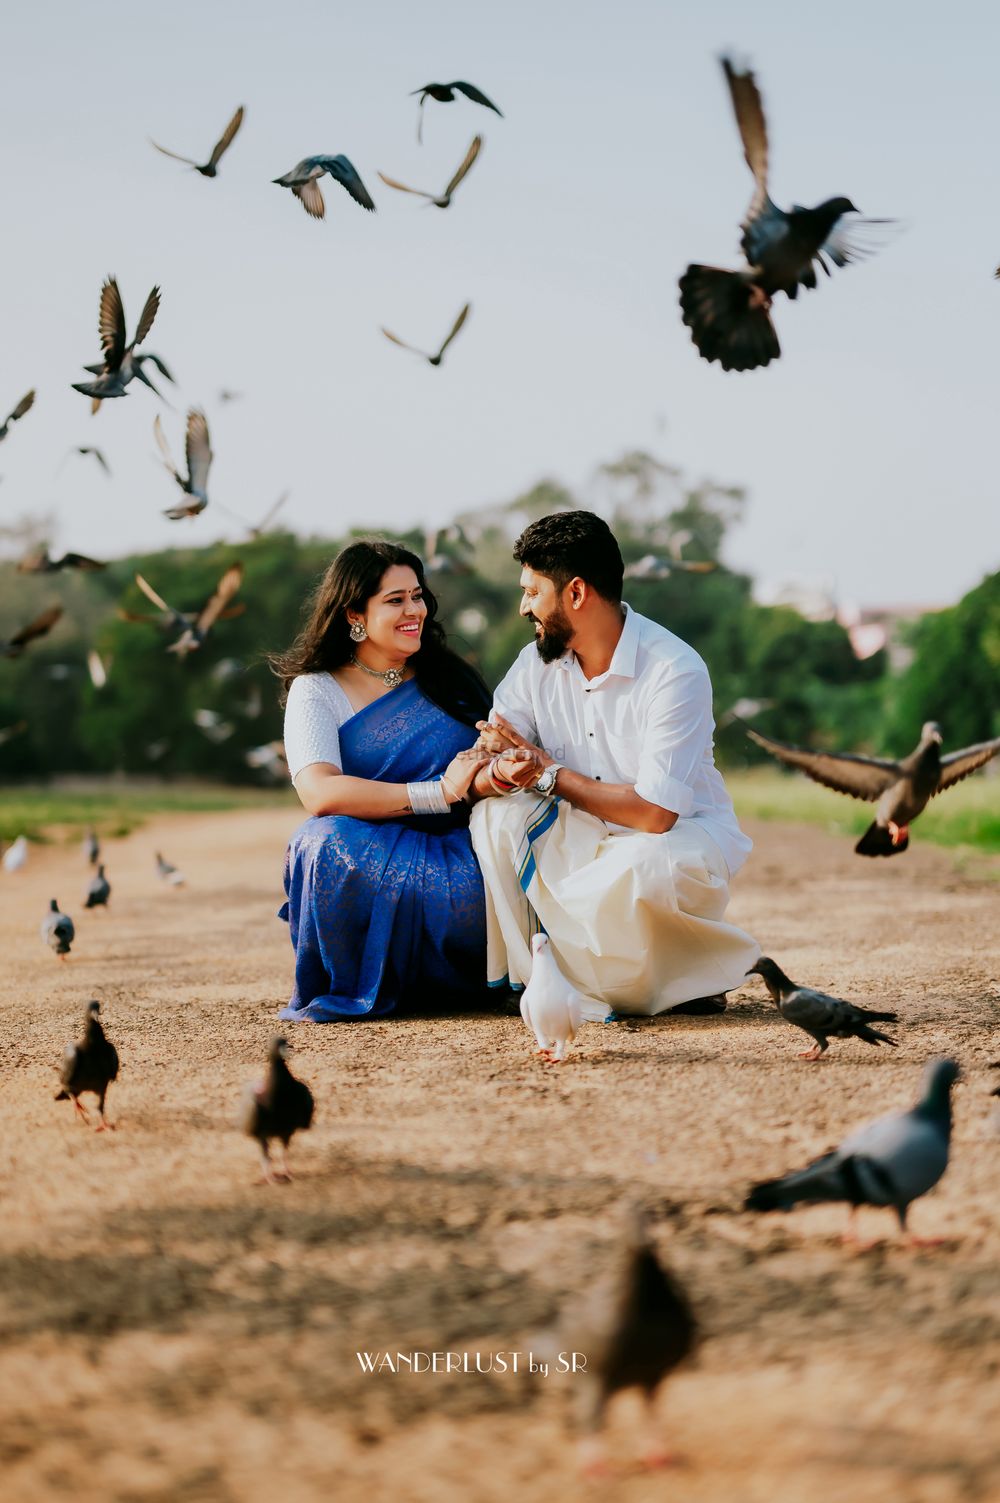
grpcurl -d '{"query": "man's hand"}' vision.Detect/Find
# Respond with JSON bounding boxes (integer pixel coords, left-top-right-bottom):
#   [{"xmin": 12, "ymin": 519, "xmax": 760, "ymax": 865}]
[
  {"xmin": 495, "ymin": 747, "xmax": 543, "ymax": 788},
  {"xmin": 476, "ymin": 715, "xmax": 553, "ymax": 769}
]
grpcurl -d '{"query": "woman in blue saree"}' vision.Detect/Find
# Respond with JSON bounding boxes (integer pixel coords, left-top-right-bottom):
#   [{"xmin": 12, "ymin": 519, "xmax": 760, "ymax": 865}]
[{"xmin": 272, "ymin": 539, "xmax": 493, "ymax": 1021}]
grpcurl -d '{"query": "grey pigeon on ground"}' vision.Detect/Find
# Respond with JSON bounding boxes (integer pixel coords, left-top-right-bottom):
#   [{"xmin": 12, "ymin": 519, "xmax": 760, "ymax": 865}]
[
  {"xmin": 41, "ymin": 898, "xmax": 74, "ymax": 958},
  {"xmin": 568, "ymin": 1207, "xmax": 698, "ymax": 1475},
  {"xmin": 155, "ymin": 851, "xmax": 185, "ymax": 886},
  {"xmin": 381, "ymin": 303, "xmax": 471, "ymax": 367},
  {"xmin": 0, "ymin": 389, "xmax": 35, "ymax": 441},
  {"xmin": 54, "ymin": 1000, "xmax": 119, "ymax": 1129},
  {"xmin": 272, "ymin": 155, "xmax": 375, "ymax": 219},
  {"xmin": 84, "ymin": 864, "xmax": 111, "ymax": 911},
  {"xmin": 72, "ymin": 277, "xmax": 173, "ymax": 404},
  {"xmin": 411, "ymin": 80, "xmax": 503, "ymax": 142},
  {"xmin": 2, "ymin": 605, "xmax": 63, "ymax": 658},
  {"xmin": 151, "ymin": 104, "xmax": 244, "ymax": 176},
  {"xmin": 83, "ymin": 828, "xmax": 100, "ymax": 865},
  {"xmin": 155, "ymin": 410, "xmax": 213, "ymax": 518},
  {"xmin": 240, "ymin": 1036, "xmax": 314, "ymax": 1183},
  {"xmin": 379, "ymin": 134, "xmax": 482, "ymax": 208},
  {"xmin": 745, "ymin": 1057, "xmax": 960, "ymax": 1243},
  {"xmin": 747, "ymin": 720, "xmax": 1000, "ymax": 856},
  {"xmin": 747, "ymin": 957, "xmax": 898, "ymax": 1060},
  {"xmin": 679, "ymin": 55, "xmax": 896, "ymax": 372}
]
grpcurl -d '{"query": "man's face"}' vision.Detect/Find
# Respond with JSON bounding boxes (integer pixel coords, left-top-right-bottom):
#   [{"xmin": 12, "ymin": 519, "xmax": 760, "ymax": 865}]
[{"xmin": 519, "ymin": 566, "xmax": 574, "ymax": 663}]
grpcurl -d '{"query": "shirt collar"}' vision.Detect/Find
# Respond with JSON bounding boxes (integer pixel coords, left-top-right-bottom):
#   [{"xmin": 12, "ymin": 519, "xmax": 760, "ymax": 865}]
[{"xmin": 557, "ymin": 601, "xmax": 639, "ymax": 681}]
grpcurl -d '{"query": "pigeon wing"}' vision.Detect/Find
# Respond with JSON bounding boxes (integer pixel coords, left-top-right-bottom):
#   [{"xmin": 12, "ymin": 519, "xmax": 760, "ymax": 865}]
[
  {"xmin": 325, "ymin": 156, "xmax": 376, "ymax": 211},
  {"xmin": 935, "ymin": 737, "xmax": 1000, "ymax": 793},
  {"xmin": 253, "ymin": 490, "xmax": 290, "ymax": 533},
  {"xmin": 452, "ymin": 81, "xmax": 504, "ymax": 116},
  {"xmin": 185, "ymin": 410, "xmax": 212, "ymax": 494},
  {"xmin": 135, "ymin": 572, "xmax": 176, "ymax": 616},
  {"xmin": 780, "ymin": 988, "xmax": 839, "ymax": 1034},
  {"xmin": 434, "ymin": 303, "xmax": 471, "ymax": 360},
  {"xmin": 150, "ymin": 140, "xmax": 200, "ymax": 167},
  {"xmin": 840, "ymin": 1110, "xmax": 949, "ymax": 1207},
  {"xmin": 6, "ymin": 389, "xmax": 35, "ymax": 425},
  {"xmin": 9, "ymin": 605, "xmax": 63, "ymax": 649},
  {"xmin": 133, "ymin": 286, "xmax": 161, "ymax": 347},
  {"xmin": 208, "ymin": 105, "xmax": 244, "ymax": 168},
  {"xmin": 58, "ymin": 553, "xmax": 106, "ymax": 571},
  {"xmin": 381, "ymin": 327, "xmax": 427, "ymax": 357},
  {"xmin": 444, "ymin": 134, "xmax": 482, "ymax": 198},
  {"xmin": 153, "ymin": 414, "xmax": 180, "ymax": 481},
  {"xmin": 98, "ymin": 278, "xmax": 127, "ymax": 369},
  {"xmin": 141, "ymin": 353, "xmax": 176, "ymax": 384},
  {"xmin": 821, "ymin": 216, "xmax": 902, "ymax": 270},
  {"xmin": 196, "ymin": 563, "xmax": 244, "ymax": 634},
  {"xmin": 377, "ymin": 171, "xmax": 433, "ymax": 200},
  {"xmin": 746, "ymin": 728, "xmax": 900, "ymax": 802},
  {"xmin": 721, "ymin": 57, "xmax": 769, "ymax": 219},
  {"xmin": 292, "ymin": 179, "xmax": 325, "ymax": 218}
]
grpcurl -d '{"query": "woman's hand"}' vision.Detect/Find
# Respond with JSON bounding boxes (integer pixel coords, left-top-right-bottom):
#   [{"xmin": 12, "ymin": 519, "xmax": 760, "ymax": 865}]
[
  {"xmin": 494, "ymin": 747, "xmax": 543, "ymax": 789},
  {"xmin": 441, "ymin": 747, "xmax": 491, "ymax": 803},
  {"xmin": 477, "ymin": 715, "xmax": 553, "ymax": 769}
]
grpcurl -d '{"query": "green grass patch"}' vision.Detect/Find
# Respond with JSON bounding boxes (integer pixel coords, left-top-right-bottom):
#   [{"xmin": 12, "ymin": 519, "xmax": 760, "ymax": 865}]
[
  {"xmin": 0, "ymin": 781, "xmax": 297, "ymax": 844},
  {"xmin": 728, "ymin": 766, "xmax": 1000, "ymax": 853}
]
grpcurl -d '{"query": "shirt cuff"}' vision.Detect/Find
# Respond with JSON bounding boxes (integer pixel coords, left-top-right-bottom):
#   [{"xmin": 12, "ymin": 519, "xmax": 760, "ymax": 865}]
[{"xmin": 634, "ymin": 771, "xmax": 695, "ymax": 818}]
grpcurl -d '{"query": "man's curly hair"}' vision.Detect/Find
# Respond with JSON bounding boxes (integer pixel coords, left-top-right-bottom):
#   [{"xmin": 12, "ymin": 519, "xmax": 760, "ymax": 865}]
[{"xmin": 512, "ymin": 510, "xmax": 624, "ymax": 603}]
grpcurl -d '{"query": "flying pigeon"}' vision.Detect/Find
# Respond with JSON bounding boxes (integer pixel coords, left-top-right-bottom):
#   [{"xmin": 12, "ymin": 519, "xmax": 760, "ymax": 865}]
[
  {"xmin": 568, "ymin": 1207, "xmax": 697, "ymax": 1475},
  {"xmin": 679, "ymin": 56, "xmax": 897, "ymax": 372},
  {"xmin": 424, "ymin": 522, "xmax": 475, "ymax": 576},
  {"xmin": 130, "ymin": 563, "xmax": 244, "ymax": 657},
  {"xmin": 17, "ymin": 548, "xmax": 106, "ymax": 573},
  {"xmin": 218, "ymin": 388, "xmax": 243, "ymax": 402},
  {"xmin": 54, "ymin": 1000, "xmax": 119, "ymax": 1129},
  {"xmin": 623, "ymin": 550, "xmax": 717, "ymax": 580},
  {"xmin": 381, "ymin": 303, "xmax": 471, "ymax": 367},
  {"xmin": 154, "ymin": 410, "xmax": 213, "ymax": 518},
  {"xmin": 378, "ymin": 134, "xmax": 482, "ymax": 209},
  {"xmin": 745, "ymin": 1057, "xmax": 960, "ymax": 1243},
  {"xmin": 83, "ymin": 828, "xmax": 100, "ymax": 865},
  {"xmin": 1, "ymin": 605, "xmax": 63, "ymax": 658},
  {"xmin": 747, "ymin": 957, "xmax": 898, "ymax": 1060},
  {"xmin": 215, "ymin": 489, "xmax": 290, "ymax": 539},
  {"xmin": 245, "ymin": 740, "xmax": 287, "ymax": 778},
  {"xmin": 272, "ymin": 156, "xmax": 375, "ymax": 220},
  {"xmin": 411, "ymin": 80, "xmax": 503, "ymax": 142},
  {"xmin": 72, "ymin": 277, "xmax": 174, "ymax": 403},
  {"xmin": 41, "ymin": 898, "xmax": 74, "ymax": 958},
  {"xmin": 3, "ymin": 835, "xmax": 29, "ymax": 873},
  {"xmin": 521, "ymin": 932, "xmax": 611, "ymax": 1062},
  {"xmin": 151, "ymin": 104, "xmax": 245, "ymax": 176},
  {"xmin": 87, "ymin": 650, "xmax": 111, "ymax": 689},
  {"xmin": 0, "ymin": 389, "xmax": 35, "ymax": 442},
  {"xmin": 747, "ymin": 720, "xmax": 1000, "ymax": 856},
  {"xmin": 194, "ymin": 708, "xmax": 235, "ymax": 743},
  {"xmin": 84, "ymin": 863, "xmax": 111, "ymax": 910},
  {"xmin": 59, "ymin": 446, "xmax": 111, "ymax": 475},
  {"xmin": 155, "ymin": 851, "xmax": 185, "ymax": 886},
  {"xmin": 240, "ymin": 1036, "xmax": 314, "ymax": 1183}
]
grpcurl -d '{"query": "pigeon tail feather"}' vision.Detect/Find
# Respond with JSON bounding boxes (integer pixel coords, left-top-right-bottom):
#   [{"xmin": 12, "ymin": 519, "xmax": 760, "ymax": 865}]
[
  {"xmin": 855, "ymin": 821, "xmax": 908, "ymax": 857},
  {"xmin": 679, "ymin": 265, "xmax": 780, "ymax": 372}
]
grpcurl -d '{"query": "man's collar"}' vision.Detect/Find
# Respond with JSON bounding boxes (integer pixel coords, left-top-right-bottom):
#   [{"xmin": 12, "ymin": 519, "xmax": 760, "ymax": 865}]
[{"xmin": 557, "ymin": 602, "xmax": 639, "ymax": 679}]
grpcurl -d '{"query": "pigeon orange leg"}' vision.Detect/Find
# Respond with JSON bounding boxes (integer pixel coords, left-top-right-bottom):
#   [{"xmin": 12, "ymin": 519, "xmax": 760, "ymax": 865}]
[
  {"xmin": 797, "ymin": 1046, "xmax": 823, "ymax": 1061},
  {"xmin": 71, "ymin": 1096, "xmax": 90, "ymax": 1125},
  {"xmin": 842, "ymin": 1207, "xmax": 878, "ymax": 1250},
  {"xmin": 888, "ymin": 821, "xmax": 909, "ymax": 846}
]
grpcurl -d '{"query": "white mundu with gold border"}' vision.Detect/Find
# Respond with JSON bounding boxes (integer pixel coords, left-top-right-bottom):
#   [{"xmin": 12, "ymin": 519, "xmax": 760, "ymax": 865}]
[{"xmin": 470, "ymin": 605, "xmax": 759, "ymax": 1012}]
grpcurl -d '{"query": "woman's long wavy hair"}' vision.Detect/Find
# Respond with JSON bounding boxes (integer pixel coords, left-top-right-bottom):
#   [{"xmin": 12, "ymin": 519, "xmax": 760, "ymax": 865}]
[{"xmin": 269, "ymin": 538, "xmax": 491, "ymax": 728}]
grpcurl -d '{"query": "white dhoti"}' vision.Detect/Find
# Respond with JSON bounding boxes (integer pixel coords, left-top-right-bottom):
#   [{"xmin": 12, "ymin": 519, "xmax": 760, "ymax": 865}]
[{"xmin": 470, "ymin": 794, "xmax": 759, "ymax": 1014}]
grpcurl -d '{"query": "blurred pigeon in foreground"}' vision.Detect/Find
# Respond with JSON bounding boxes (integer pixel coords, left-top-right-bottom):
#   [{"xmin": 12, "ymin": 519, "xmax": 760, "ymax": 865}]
[
  {"xmin": 2, "ymin": 605, "xmax": 63, "ymax": 658},
  {"xmin": 747, "ymin": 720, "xmax": 1000, "ymax": 856},
  {"xmin": 55, "ymin": 1000, "xmax": 119, "ymax": 1130},
  {"xmin": 3, "ymin": 835, "xmax": 29, "ymax": 873},
  {"xmin": 41, "ymin": 898, "xmax": 74, "ymax": 958},
  {"xmin": 272, "ymin": 156, "xmax": 375, "ymax": 219},
  {"xmin": 745, "ymin": 1057, "xmax": 960, "ymax": 1243},
  {"xmin": 84, "ymin": 864, "xmax": 111, "ymax": 911},
  {"xmin": 747, "ymin": 957, "xmax": 898, "ymax": 1060},
  {"xmin": 382, "ymin": 303, "xmax": 470, "ymax": 367},
  {"xmin": 151, "ymin": 104, "xmax": 244, "ymax": 176},
  {"xmin": 72, "ymin": 277, "xmax": 173, "ymax": 403},
  {"xmin": 241, "ymin": 1036, "xmax": 314, "ymax": 1183},
  {"xmin": 155, "ymin": 851, "xmax": 185, "ymax": 886},
  {"xmin": 155, "ymin": 410, "xmax": 213, "ymax": 518},
  {"xmin": 379, "ymin": 134, "xmax": 482, "ymax": 208},
  {"xmin": 83, "ymin": 828, "xmax": 100, "ymax": 865},
  {"xmin": 411, "ymin": 80, "xmax": 503, "ymax": 142},
  {"xmin": 567, "ymin": 1207, "xmax": 697, "ymax": 1475},
  {"xmin": 0, "ymin": 389, "xmax": 35, "ymax": 441},
  {"xmin": 521, "ymin": 932, "xmax": 611, "ymax": 1062},
  {"xmin": 991, "ymin": 1062, "xmax": 999, "ymax": 1099},
  {"xmin": 679, "ymin": 56, "xmax": 897, "ymax": 372}
]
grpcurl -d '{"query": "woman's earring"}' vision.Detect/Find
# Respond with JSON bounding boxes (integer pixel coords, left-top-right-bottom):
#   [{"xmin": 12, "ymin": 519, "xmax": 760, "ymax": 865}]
[{"xmin": 349, "ymin": 620, "xmax": 367, "ymax": 643}]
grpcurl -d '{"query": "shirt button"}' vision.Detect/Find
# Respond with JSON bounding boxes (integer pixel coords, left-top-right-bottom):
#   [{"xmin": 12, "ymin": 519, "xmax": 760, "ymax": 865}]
[{"xmin": 588, "ymin": 732, "xmax": 594, "ymax": 737}]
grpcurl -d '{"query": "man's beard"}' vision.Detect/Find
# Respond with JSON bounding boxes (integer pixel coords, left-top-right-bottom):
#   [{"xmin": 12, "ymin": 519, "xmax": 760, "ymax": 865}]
[{"xmin": 531, "ymin": 604, "xmax": 573, "ymax": 663}]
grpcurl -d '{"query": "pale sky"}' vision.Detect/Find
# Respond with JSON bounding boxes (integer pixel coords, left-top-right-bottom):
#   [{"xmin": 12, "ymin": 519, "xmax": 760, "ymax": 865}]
[{"xmin": 1, "ymin": 0, "xmax": 997, "ymax": 608}]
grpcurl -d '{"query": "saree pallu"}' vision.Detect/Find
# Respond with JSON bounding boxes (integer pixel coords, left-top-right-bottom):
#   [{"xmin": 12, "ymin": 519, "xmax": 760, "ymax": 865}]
[
  {"xmin": 279, "ymin": 679, "xmax": 486, "ymax": 1022},
  {"xmin": 470, "ymin": 794, "xmax": 759, "ymax": 1013}
]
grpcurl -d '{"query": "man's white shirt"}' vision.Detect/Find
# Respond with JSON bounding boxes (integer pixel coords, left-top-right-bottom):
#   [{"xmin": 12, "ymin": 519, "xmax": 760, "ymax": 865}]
[{"xmin": 491, "ymin": 603, "xmax": 752, "ymax": 876}]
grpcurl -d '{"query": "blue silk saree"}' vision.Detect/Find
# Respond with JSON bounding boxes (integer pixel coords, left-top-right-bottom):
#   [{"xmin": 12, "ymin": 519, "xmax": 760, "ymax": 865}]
[{"xmin": 279, "ymin": 678, "xmax": 486, "ymax": 1021}]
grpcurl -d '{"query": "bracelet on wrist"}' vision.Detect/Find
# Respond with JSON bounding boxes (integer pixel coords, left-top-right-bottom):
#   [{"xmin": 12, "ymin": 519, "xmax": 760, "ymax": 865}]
[{"xmin": 406, "ymin": 779, "xmax": 451, "ymax": 816}]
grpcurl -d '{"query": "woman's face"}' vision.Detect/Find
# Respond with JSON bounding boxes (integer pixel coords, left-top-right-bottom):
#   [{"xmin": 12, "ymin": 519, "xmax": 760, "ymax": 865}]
[{"xmin": 351, "ymin": 564, "xmax": 428, "ymax": 660}]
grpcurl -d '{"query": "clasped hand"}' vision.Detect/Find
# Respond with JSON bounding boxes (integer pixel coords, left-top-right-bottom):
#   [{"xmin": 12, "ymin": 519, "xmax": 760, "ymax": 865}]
[{"xmin": 475, "ymin": 714, "xmax": 552, "ymax": 789}]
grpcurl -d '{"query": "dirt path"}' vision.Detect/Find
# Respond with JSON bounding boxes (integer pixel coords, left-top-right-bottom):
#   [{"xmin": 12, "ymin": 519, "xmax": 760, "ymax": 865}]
[{"xmin": 1, "ymin": 808, "xmax": 998, "ymax": 1503}]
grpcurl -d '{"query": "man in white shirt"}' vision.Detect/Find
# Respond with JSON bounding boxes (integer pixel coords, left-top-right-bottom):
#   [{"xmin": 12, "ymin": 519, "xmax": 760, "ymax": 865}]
[{"xmin": 468, "ymin": 510, "xmax": 758, "ymax": 1015}]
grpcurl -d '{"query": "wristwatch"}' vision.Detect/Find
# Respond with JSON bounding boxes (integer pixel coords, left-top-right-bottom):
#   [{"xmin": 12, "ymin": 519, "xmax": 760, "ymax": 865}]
[{"xmin": 534, "ymin": 763, "xmax": 563, "ymax": 797}]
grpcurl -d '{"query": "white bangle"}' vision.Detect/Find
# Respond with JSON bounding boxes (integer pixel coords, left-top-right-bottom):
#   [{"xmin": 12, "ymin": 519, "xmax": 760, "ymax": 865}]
[{"xmin": 406, "ymin": 780, "xmax": 450, "ymax": 816}]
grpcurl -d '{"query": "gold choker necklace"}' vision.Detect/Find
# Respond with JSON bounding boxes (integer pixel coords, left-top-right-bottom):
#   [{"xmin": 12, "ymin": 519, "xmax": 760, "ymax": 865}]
[{"xmin": 351, "ymin": 655, "xmax": 405, "ymax": 690}]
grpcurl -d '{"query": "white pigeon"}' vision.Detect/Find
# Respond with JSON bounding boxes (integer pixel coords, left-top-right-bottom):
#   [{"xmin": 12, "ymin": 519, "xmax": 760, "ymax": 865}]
[
  {"xmin": 520, "ymin": 932, "xmax": 611, "ymax": 1062},
  {"xmin": 2, "ymin": 835, "xmax": 28, "ymax": 873},
  {"xmin": 155, "ymin": 850, "xmax": 185, "ymax": 886}
]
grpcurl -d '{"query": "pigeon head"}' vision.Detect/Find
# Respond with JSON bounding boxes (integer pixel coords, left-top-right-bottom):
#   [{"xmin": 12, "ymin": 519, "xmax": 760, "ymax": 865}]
[
  {"xmin": 918, "ymin": 1058, "xmax": 961, "ymax": 1124},
  {"xmin": 921, "ymin": 721, "xmax": 944, "ymax": 745},
  {"xmin": 269, "ymin": 1035, "xmax": 292, "ymax": 1062},
  {"xmin": 745, "ymin": 955, "xmax": 788, "ymax": 1000},
  {"xmin": 49, "ymin": 898, "xmax": 59, "ymax": 911},
  {"xmin": 818, "ymin": 195, "xmax": 860, "ymax": 221},
  {"xmin": 530, "ymin": 933, "xmax": 551, "ymax": 959},
  {"xmin": 86, "ymin": 1000, "xmax": 101, "ymax": 1017}
]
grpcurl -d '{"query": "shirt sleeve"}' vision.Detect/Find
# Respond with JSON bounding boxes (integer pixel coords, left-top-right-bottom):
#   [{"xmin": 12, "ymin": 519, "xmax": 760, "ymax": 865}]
[
  {"xmin": 283, "ymin": 675, "xmax": 343, "ymax": 784},
  {"xmin": 633, "ymin": 664, "xmax": 713, "ymax": 817},
  {"xmin": 490, "ymin": 648, "xmax": 540, "ymax": 744}
]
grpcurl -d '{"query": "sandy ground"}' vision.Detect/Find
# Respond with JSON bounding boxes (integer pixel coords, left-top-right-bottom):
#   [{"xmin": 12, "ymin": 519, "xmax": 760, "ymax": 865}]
[{"xmin": 1, "ymin": 806, "xmax": 999, "ymax": 1503}]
